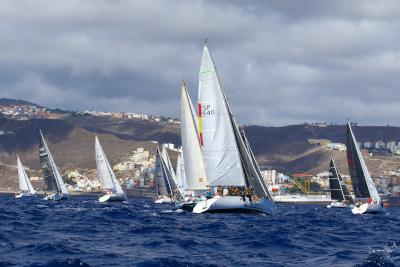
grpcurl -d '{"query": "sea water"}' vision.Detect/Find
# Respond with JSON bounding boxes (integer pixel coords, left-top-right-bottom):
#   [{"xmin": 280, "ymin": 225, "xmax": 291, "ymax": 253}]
[{"xmin": 0, "ymin": 195, "xmax": 399, "ymax": 267}]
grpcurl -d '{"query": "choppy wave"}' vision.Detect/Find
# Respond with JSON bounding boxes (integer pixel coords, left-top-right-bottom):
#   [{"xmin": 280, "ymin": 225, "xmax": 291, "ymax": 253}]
[{"xmin": 0, "ymin": 195, "xmax": 399, "ymax": 266}]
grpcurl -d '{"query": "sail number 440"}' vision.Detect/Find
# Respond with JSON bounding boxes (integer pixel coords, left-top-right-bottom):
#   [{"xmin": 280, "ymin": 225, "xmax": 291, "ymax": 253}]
[{"xmin": 201, "ymin": 104, "xmax": 215, "ymax": 116}]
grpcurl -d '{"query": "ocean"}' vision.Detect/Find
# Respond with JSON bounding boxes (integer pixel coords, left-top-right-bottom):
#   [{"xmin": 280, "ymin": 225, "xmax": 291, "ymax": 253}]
[{"xmin": 0, "ymin": 195, "xmax": 399, "ymax": 267}]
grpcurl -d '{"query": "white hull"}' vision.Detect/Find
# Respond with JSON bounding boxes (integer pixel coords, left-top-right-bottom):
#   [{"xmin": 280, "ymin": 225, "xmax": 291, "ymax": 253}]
[
  {"xmin": 351, "ymin": 203, "xmax": 384, "ymax": 214},
  {"xmin": 42, "ymin": 193, "xmax": 69, "ymax": 201},
  {"xmin": 15, "ymin": 192, "xmax": 36, "ymax": 199},
  {"xmin": 154, "ymin": 196, "xmax": 174, "ymax": 204},
  {"xmin": 273, "ymin": 194, "xmax": 331, "ymax": 204},
  {"xmin": 192, "ymin": 196, "xmax": 275, "ymax": 215},
  {"xmin": 98, "ymin": 193, "xmax": 127, "ymax": 203},
  {"xmin": 327, "ymin": 201, "xmax": 351, "ymax": 209}
]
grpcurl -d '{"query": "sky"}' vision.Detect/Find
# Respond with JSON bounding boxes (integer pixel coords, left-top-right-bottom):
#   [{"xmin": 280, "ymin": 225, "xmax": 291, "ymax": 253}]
[{"xmin": 1, "ymin": 0, "xmax": 400, "ymax": 126}]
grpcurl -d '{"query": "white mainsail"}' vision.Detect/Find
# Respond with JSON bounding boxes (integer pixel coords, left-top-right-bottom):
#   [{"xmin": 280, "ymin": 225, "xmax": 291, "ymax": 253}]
[
  {"xmin": 181, "ymin": 82, "xmax": 208, "ymax": 191},
  {"xmin": 95, "ymin": 136, "xmax": 124, "ymax": 194},
  {"xmin": 17, "ymin": 156, "xmax": 36, "ymax": 194},
  {"xmin": 39, "ymin": 131, "xmax": 69, "ymax": 195},
  {"xmin": 346, "ymin": 122, "xmax": 381, "ymax": 202},
  {"xmin": 197, "ymin": 44, "xmax": 245, "ymax": 187}
]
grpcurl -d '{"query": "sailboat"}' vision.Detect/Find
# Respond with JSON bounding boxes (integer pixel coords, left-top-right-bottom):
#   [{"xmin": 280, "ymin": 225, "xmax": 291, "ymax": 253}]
[
  {"xmin": 15, "ymin": 156, "xmax": 36, "ymax": 198},
  {"xmin": 176, "ymin": 152, "xmax": 186, "ymax": 196},
  {"xmin": 327, "ymin": 157, "xmax": 354, "ymax": 208},
  {"xmin": 154, "ymin": 147, "xmax": 177, "ymax": 204},
  {"xmin": 346, "ymin": 122, "xmax": 384, "ymax": 214},
  {"xmin": 95, "ymin": 136, "xmax": 127, "ymax": 203},
  {"xmin": 192, "ymin": 43, "xmax": 275, "ymax": 215},
  {"xmin": 39, "ymin": 130, "xmax": 69, "ymax": 201},
  {"xmin": 175, "ymin": 81, "xmax": 209, "ymax": 211}
]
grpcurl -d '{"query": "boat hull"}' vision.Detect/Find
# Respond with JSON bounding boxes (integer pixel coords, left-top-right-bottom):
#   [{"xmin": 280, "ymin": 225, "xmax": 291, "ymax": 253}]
[
  {"xmin": 351, "ymin": 203, "xmax": 384, "ymax": 214},
  {"xmin": 15, "ymin": 192, "xmax": 36, "ymax": 199},
  {"xmin": 175, "ymin": 201, "xmax": 197, "ymax": 211},
  {"xmin": 327, "ymin": 201, "xmax": 351, "ymax": 209},
  {"xmin": 42, "ymin": 193, "xmax": 69, "ymax": 201},
  {"xmin": 192, "ymin": 196, "xmax": 275, "ymax": 215},
  {"xmin": 99, "ymin": 193, "xmax": 127, "ymax": 203},
  {"xmin": 154, "ymin": 196, "xmax": 173, "ymax": 204}
]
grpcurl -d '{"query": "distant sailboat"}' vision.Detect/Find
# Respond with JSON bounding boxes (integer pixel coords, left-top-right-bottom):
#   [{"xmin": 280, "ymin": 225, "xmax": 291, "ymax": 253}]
[
  {"xmin": 192, "ymin": 43, "xmax": 275, "ymax": 214},
  {"xmin": 346, "ymin": 122, "xmax": 384, "ymax": 214},
  {"xmin": 95, "ymin": 136, "xmax": 127, "ymax": 203},
  {"xmin": 154, "ymin": 147, "xmax": 177, "ymax": 204},
  {"xmin": 15, "ymin": 156, "xmax": 36, "ymax": 198},
  {"xmin": 40, "ymin": 130, "xmax": 69, "ymax": 201},
  {"xmin": 327, "ymin": 157, "xmax": 353, "ymax": 208}
]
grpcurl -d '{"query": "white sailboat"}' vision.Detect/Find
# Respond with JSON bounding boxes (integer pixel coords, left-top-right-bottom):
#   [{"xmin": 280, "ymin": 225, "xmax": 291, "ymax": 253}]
[
  {"xmin": 95, "ymin": 136, "xmax": 127, "ymax": 203},
  {"xmin": 346, "ymin": 122, "xmax": 384, "ymax": 214},
  {"xmin": 39, "ymin": 130, "xmax": 69, "ymax": 201},
  {"xmin": 192, "ymin": 43, "xmax": 275, "ymax": 214},
  {"xmin": 327, "ymin": 157, "xmax": 353, "ymax": 208},
  {"xmin": 154, "ymin": 146, "xmax": 178, "ymax": 204},
  {"xmin": 15, "ymin": 156, "xmax": 36, "ymax": 198}
]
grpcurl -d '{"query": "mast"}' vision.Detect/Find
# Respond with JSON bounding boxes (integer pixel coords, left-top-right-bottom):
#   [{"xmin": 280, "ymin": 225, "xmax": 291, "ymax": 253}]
[{"xmin": 346, "ymin": 122, "xmax": 380, "ymax": 202}]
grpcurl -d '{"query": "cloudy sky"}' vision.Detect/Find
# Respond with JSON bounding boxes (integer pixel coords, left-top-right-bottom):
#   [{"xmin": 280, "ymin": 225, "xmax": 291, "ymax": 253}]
[{"xmin": 1, "ymin": 0, "xmax": 400, "ymax": 126}]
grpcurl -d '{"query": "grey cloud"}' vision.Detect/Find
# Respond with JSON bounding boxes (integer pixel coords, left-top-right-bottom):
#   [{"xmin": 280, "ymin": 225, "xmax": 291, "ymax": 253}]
[{"xmin": 0, "ymin": 0, "xmax": 400, "ymax": 126}]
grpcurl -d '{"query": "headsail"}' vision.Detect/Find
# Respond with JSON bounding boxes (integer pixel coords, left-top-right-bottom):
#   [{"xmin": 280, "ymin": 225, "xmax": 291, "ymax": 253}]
[
  {"xmin": 161, "ymin": 146, "xmax": 177, "ymax": 185},
  {"xmin": 176, "ymin": 152, "xmax": 186, "ymax": 195},
  {"xmin": 197, "ymin": 45, "xmax": 245, "ymax": 187},
  {"xmin": 180, "ymin": 81, "xmax": 208, "ymax": 191},
  {"xmin": 329, "ymin": 158, "xmax": 353, "ymax": 203},
  {"xmin": 154, "ymin": 147, "xmax": 176, "ymax": 196},
  {"xmin": 39, "ymin": 131, "xmax": 68, "ymax": 194},
  {"xmin": 17, "ymin": 156, "xmax": 36, "ymax": 194},
  {"xmin": 95, "ymin": 136, "xmax": 124, "ymax": 194},
  {"xmin": 346, "ymin": 122, "xmax": 380, "ymax": 202}
]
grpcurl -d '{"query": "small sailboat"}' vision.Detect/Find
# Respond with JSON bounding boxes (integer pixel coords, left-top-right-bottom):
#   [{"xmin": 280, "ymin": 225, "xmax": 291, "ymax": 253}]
[
  {"xmin": 154, "ymin": 147, "xmax": 177, "ymax": 204},
  {"xmin": 327, "ymin": 157, "xmax": 354, "ymax": 208},
  {"xmin": 346, "ymin": 122, "xmax": 384, "ymax": 214},
  {"xmin": 95, "ymin": 136, "xmax": 127, "ymax": 203},
  {"xmin": 15, "ymin": 156, "xmax": 36, "ymax": 198},
  {"xmin": 192, "ymin": 43, "xmax": 275, "ymax": 215},
  {"xmin": 39, "ymin": 130, "xmax": 69, "ymax": 201}
]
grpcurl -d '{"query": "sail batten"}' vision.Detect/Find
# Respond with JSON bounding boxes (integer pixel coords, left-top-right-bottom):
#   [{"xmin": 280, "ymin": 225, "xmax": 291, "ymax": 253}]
[
  {"xmin": 346, "ymin": 122, "xmax": 380, "ymax": 202},
  {"xmin": 95, "ymin": 136, "xmax": 124, "ymax": 194}
]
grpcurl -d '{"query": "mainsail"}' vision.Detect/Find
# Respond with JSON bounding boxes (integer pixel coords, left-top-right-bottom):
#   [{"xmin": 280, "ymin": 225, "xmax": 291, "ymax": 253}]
[
  {"xmin": 39, "ymin": 131, "xmax": 68, "ymax": 194},
  {"xmin": 17, "ymin": 156, "xmax": 36, "ymax": 194},
  {"xmin": 180, "ymin": 82, "xmax": 208, "ymax": 191},
  {"xmin": 95, "ymin": 136, "xmax": 124, "ymax": 194},
  {"xmin": 346, "ymin": 122, "xmax": 381, "ymax": 202},
  {"xmin": 197, "ymin": 44, "xmax": 245, "ymax": 187},
  {"xmin": 329, "ymin": 158, "xmax": 353, "ymax": 203},
  {"xmin": 161, "ymin": 146, "xmax": 177, "ymax": 185},
  {"xmin": 154, "ymin": 147, "xmax": 176, "ymax": 196}
]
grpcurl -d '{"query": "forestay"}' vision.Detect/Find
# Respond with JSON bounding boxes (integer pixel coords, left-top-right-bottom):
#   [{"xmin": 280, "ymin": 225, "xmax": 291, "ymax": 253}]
[
  {"xmin": 346, "ymin": 122, "xmax": 380, "ymax": 202},
  {"xmin": 180, "ymin": 82, "xmax": 208, "ymax": 191},
  {"xmin": 197, "ymin": 45, "xmax": 245, "ymax": 187},
  {"xmin": 39, "ymin": 131, "xmax": 68, "ymax": 194},
  {"xmin": 95, "ymin": 136, "xmax": 124, "ymax": 194},
  {"xmin": 17, "ymin": 156, "xmax": 36, "ymax": 194}
]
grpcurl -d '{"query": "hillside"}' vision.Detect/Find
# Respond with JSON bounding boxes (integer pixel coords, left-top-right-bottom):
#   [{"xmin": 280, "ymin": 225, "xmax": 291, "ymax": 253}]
[{"xmin": 0, "ymin": 99, "xmax": 400, "ymax": 190}]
